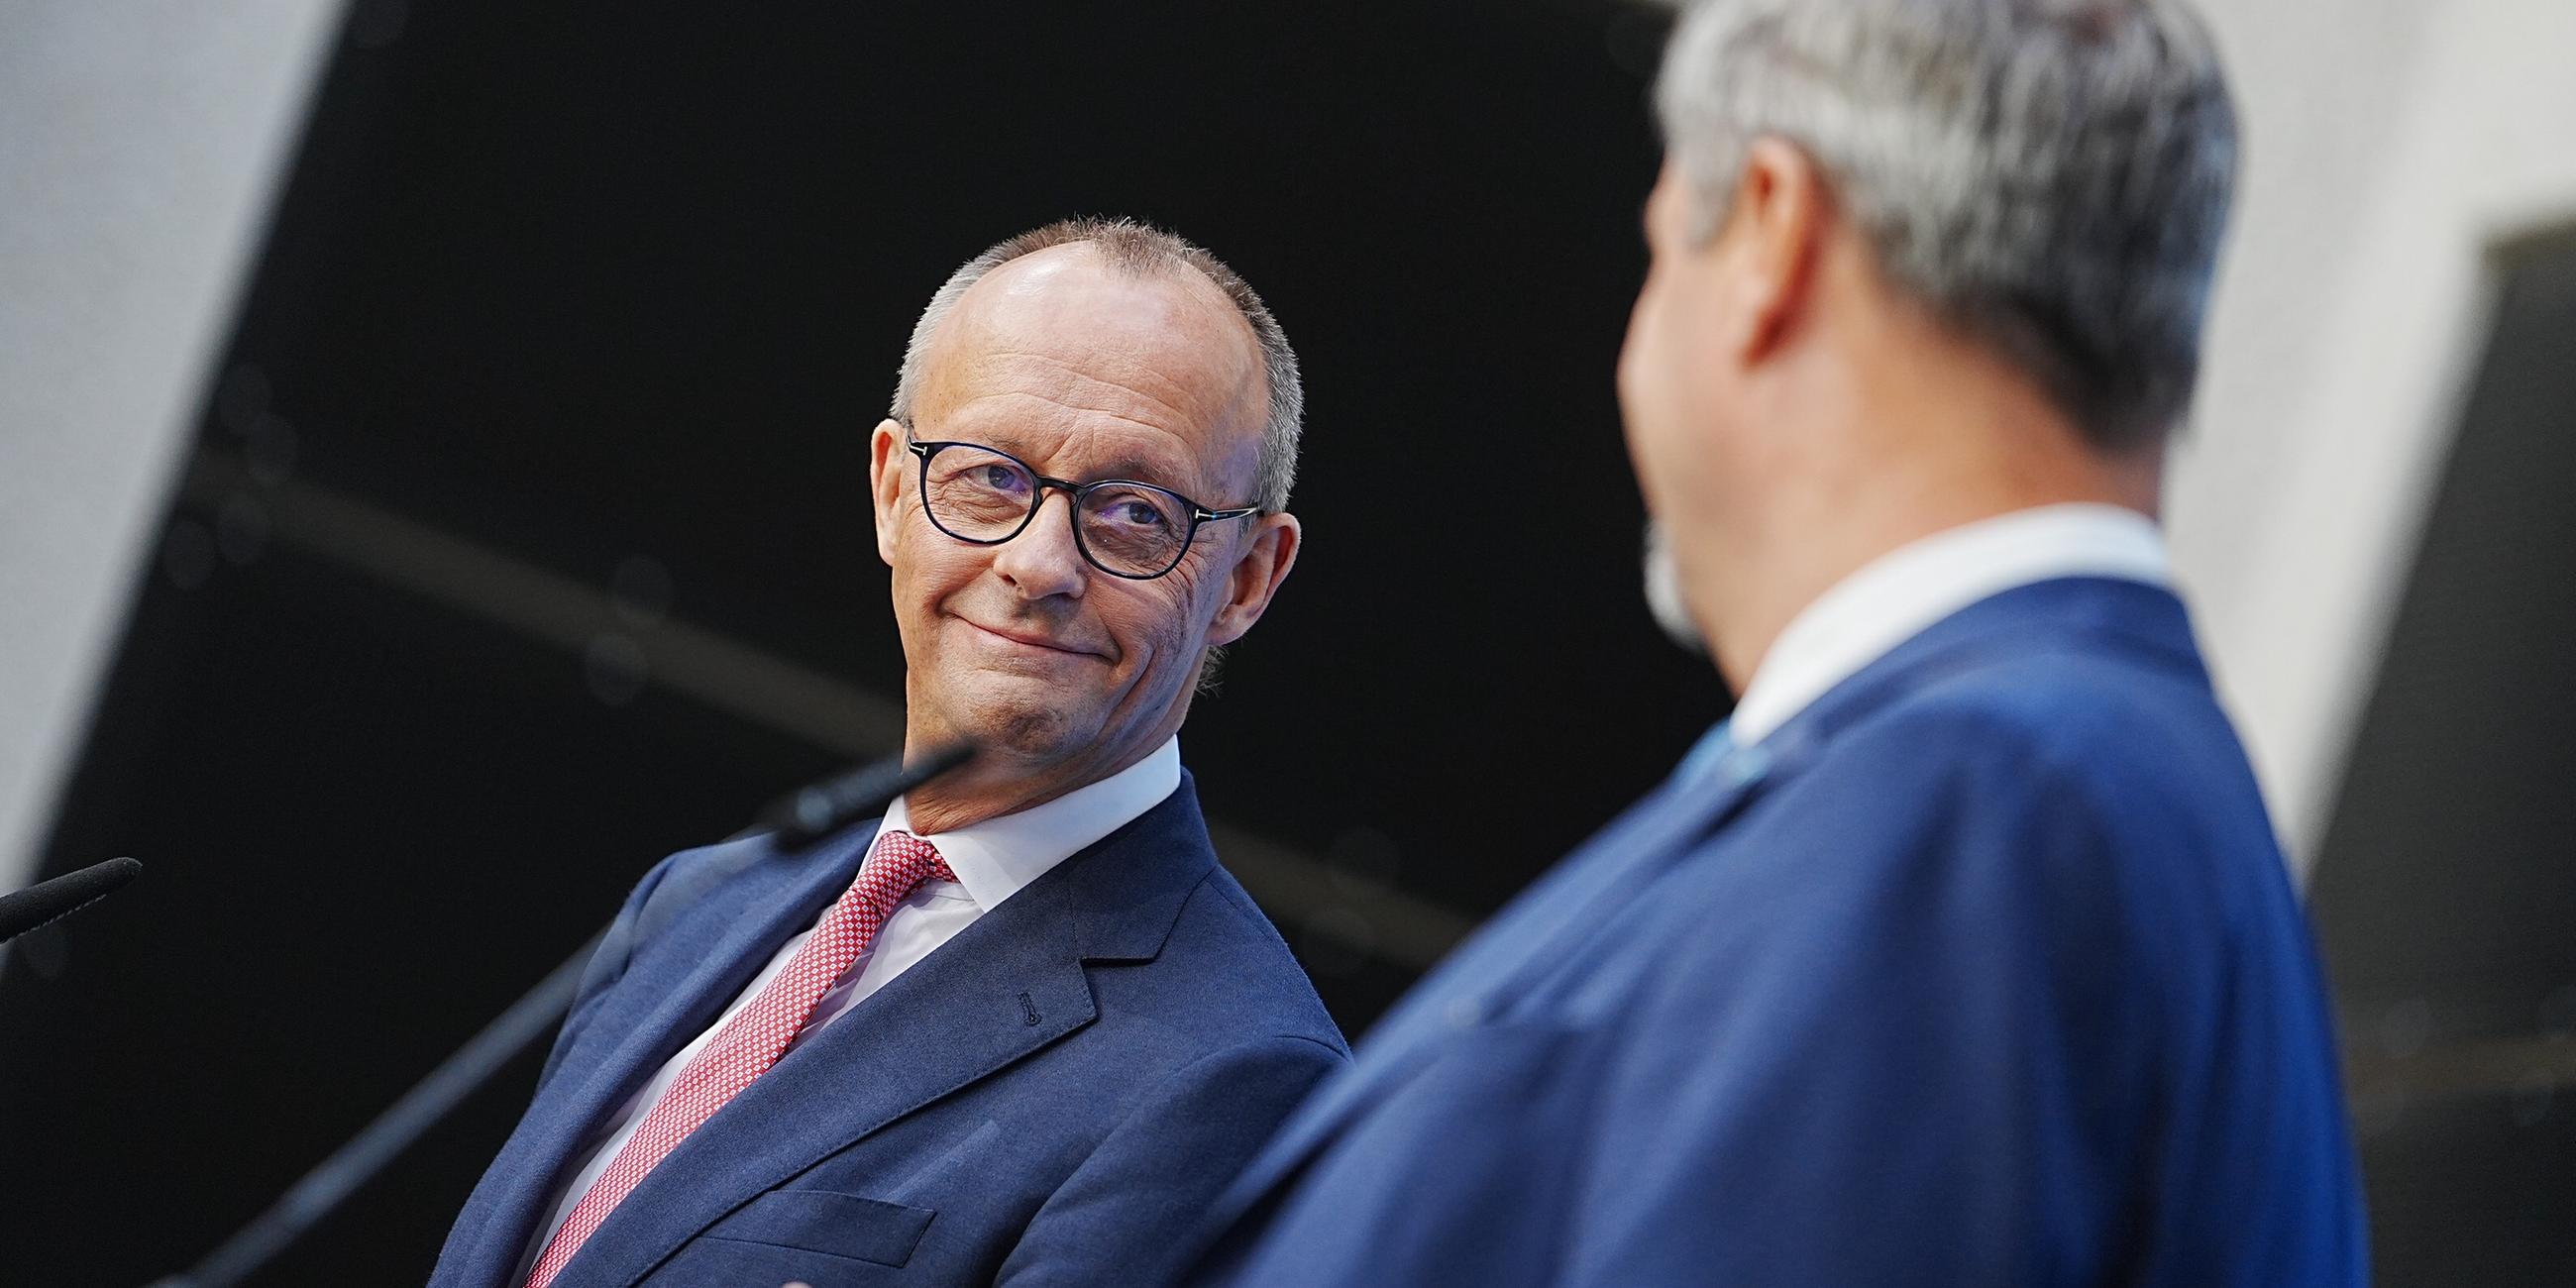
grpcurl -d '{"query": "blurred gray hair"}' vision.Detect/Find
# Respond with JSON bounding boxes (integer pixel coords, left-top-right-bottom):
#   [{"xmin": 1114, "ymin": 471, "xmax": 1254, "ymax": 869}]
[
  {"xmin": 1656, "ymin": 0, "xmax": 2239, "ymax": 449},
  {"xmin": 891, "ymin": 217, "xmax": 1304, "ymax": 512}
]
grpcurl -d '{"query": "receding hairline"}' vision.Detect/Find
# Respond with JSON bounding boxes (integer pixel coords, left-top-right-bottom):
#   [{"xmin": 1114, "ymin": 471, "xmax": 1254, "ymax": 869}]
[
  {"xmin": 928, "ymin": 240, "xmax": 1265, "ymax": 376},
  {"xmin": 908, "ymin": 241, "xmax": 1272, "ymax": 441}
]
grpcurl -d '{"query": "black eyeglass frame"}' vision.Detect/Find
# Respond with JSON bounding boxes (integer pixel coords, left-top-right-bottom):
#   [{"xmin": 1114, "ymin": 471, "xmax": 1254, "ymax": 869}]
[{"xmin": 903, "ymin": 435, "xmax": 1262, "ymax": 581}]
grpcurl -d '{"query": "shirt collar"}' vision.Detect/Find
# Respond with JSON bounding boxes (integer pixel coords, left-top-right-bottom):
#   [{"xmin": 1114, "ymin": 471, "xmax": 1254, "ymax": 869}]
[
  {"xmin": 1727, "ymin": 502, "xmax": 2171, "ymax": 747},
  {"xmin": 879, "ymin": 735, "xmax": 1182, "ymax": 912}
]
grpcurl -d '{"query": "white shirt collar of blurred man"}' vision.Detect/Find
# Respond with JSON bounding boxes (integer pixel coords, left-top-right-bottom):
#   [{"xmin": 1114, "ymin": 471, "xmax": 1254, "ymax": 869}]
[{"xmin": 1727, "ymin": 502, "xmax": 2172, "ymax": 748}]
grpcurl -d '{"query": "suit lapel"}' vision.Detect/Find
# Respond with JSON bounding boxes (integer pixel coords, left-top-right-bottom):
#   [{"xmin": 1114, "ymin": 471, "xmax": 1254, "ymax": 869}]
[
  {"xmin": 556, "ymin": 779, "xmax": 1220, "ymax": 1288},
  {"xmin": 555, "ymin": 886, "xmax": 1095, "ymax": 1288},
  {"xmin": 452, "ymin": 827, "xmax": 878, "ymax": 1287}
]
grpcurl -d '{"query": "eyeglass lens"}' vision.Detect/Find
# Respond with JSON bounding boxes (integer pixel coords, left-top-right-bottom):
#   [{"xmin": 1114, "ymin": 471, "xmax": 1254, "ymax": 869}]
[{"xmin": 919, "ymin": 444, "xmax": 1194, "ymax": 577}]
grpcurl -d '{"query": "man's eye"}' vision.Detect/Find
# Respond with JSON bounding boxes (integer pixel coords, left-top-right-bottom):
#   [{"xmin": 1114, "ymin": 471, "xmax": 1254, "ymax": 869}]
[
  {"xmin": 982, "ymin": 465, "xmax": 1027, "ymax": 492},
  {"xmin": 1118, "ymin": 500, "xmax": 1170, "ymax": 528}
]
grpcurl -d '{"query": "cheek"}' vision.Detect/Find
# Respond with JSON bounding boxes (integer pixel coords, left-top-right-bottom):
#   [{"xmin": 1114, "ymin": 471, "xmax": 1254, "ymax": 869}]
[
  {"xmin": 1620, "ymin": 280, "xmax": 1687, "ymax": 469},
  {"xmin": 1617, "ymin": 291, "xmax": 1658, "ymax": 417},
  {"xmin": 1629, "ymin": 268, "xmax": 1730, "ymax": 422},
  {"xmin": 1101, "ymin": 577, "xmax": 1217, "ymax": 673},
  {"xmin": 1624, "ymin": 261, "xmax": 1697, "ymax": 394},
  {"xmin": 891, "ymin": 538, "xmax": 982, "ymax": 630}
]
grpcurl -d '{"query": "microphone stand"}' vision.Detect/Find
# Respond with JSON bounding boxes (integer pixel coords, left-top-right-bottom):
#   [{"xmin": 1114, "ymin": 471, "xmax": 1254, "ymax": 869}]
[
  {"xmin": 154, "ymin": 743, "xmax": 973, "ymax": 1288},
  {"xmin": 153, "ymin": 929, "xmax": 605, "ymax": 1288}
]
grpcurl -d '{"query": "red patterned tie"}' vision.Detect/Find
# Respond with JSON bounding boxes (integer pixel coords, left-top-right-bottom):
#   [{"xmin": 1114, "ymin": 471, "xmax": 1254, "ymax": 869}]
[{"xmin": 521, "ymin": 830, "xmax": 955, "ymax": 1288}]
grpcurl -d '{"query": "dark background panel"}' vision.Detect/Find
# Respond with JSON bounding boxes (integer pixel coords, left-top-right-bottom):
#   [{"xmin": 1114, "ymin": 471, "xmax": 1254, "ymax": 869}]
[
  {"xmin": 223, "ymin": 0, "xmax": 1704, "ymax": 911},
  {"xmin": 2308, "ymin": 229, "xmax": 2576, "ymax": 1286},
  {"xmin": 4, "ymin": 542, "xmax": 810, "ymax": 1283},
  {"xmin": 0, "ymin": 2, "xmax": 1708, "ymax": 1283}
]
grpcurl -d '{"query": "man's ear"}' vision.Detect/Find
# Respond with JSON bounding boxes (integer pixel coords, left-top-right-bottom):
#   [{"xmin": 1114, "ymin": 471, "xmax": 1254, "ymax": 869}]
[
  {"xmin": 868, "ymin": 418, "xmax": 906, "ymax": 567},
  {"xmin": 1725, "ymin": 137, "xmax": 1830, "ymax": 363},
  {"xmin": 1204, "ymin": 511, "xmax": 1301, "ymax": 649}
]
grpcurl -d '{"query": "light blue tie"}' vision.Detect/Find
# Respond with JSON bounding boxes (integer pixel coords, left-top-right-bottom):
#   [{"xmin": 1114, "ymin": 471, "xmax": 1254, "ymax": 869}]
[{"xmin": 1675, "ymin": 718, "xmax": 1738, "ymax": 787}]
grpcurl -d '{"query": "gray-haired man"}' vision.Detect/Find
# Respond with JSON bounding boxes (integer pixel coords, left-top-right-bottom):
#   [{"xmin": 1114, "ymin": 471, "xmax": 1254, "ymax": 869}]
[{"xmin": 1183, "ymin": 1, "xmax": 2365, "ymax": 1284}]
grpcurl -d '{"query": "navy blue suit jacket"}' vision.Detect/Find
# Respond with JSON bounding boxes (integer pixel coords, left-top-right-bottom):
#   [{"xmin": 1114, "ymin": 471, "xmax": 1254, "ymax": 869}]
[
  {"xmin": 433, "ymin": 773, "xmax": 1345, "ymax": 1287},
  {"xmin": 1189, "ymin": 579, "xmax": 2365, "ymax": 1287}
]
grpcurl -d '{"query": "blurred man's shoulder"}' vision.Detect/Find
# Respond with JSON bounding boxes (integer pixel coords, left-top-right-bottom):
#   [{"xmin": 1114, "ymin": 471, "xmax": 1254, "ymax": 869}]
[
  {"xmin": 1806, "ymin": 642, "xmax": 2296, "ymax": 938},
  {"xmin": 1868, "ymin": 633, "xmax": 2250, "ymax": 797}
]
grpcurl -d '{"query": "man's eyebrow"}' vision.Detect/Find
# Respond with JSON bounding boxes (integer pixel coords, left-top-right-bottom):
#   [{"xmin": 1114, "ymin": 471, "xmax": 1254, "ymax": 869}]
[
  {"xmin": 1085, "ymin": 453, "xmax": 1200, "ymax": 488},
  {"xmin": 942, "ymin": 415, "xmax": 1210, "ymax": 493},
  {"xmin": 1015, "ymin": 435, "xmax": 1202, "ymax": 491}
]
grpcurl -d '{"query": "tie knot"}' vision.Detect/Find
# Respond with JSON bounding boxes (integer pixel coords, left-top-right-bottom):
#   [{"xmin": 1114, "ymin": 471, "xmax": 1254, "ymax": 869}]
[{"xmin": 861, "ymin": 828, "xmax": 957, "ymax": 897}]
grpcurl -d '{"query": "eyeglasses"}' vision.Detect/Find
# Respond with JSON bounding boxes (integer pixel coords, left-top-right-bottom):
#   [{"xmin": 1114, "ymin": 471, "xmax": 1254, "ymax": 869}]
[{"xmin": 903, "ymin": 436, "xmax": 1260, "ymax": 581}]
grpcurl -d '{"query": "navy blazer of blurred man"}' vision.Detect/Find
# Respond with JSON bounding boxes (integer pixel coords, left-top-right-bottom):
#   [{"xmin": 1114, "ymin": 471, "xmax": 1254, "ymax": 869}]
[
  {"xmin": 433, "ymin": 218, "xmax": 1344, "ymax": 1287},
  {"xmin": 1188, "ymin": 2, "xmax": 2366, "ymax": 1285}
]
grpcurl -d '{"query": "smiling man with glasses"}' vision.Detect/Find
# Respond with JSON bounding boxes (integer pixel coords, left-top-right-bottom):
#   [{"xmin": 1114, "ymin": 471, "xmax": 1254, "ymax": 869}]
[
  {"xmin": 432, "ymin": 218, "xmax": 1342, "ymax": 1288},
  {"xmin": 869, "ymin": 219, "xmax": 1301, "ymax": 829},
  {"xmin": 902, "ymin": 434, "xmax": 1262, "ymax": 581}
]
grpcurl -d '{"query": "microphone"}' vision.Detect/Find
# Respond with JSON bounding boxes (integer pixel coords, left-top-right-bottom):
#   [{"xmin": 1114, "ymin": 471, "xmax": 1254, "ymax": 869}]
[
  {"xmin": 159, "ymin": 743, "xmax": 977, "ymax": 1288},
  {"xmin": 0, "ymin": 856, "xmax": 141, "ymax": 944},
  {"xmin": 759, "ymin": 740, "xmax": 977, "ymax": 845}
]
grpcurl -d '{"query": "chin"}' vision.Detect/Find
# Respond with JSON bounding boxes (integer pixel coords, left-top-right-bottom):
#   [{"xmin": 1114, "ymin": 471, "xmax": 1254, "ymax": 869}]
[{"xmin": 946, "ymin": 686, "xmax": 1096, "ymax": 761}]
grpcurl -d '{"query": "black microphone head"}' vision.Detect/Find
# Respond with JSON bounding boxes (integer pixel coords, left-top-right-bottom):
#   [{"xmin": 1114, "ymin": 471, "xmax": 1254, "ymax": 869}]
[
  {"xmin": 757, "ymin": 742, "xmax": 977, "ymax": 846},
  {"xmin": 0, "ymin": 855, "xmax": 142, "ymax": 944}
]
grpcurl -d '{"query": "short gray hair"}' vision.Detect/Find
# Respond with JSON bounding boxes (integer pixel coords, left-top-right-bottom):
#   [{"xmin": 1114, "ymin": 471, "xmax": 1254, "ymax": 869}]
[
  {"xmin": 891, "ymin": 217, "xmax": 1304, "ymax": 512},
  {"xmin": 1656, "ymin": 0, "xmax": 2238, "ymax": 449}
]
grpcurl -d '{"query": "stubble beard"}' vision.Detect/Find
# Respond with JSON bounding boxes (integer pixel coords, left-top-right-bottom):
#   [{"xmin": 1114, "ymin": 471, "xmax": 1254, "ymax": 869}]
[{"xmin": 1643, "ymin": 518, "xmax": 1706, "ymax": 656}]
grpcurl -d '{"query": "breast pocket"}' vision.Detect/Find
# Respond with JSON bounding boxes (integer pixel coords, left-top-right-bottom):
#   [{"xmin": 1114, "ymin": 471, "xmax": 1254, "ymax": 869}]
[{"xmin": 697, "ymin": 1189, "xmax": 936, "ymax": 1268}]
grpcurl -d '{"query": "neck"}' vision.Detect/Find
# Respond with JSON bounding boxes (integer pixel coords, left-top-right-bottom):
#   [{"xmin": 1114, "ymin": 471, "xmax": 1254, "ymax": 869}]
[
  {"xmin": 1696, "ymin": 352, "xmax": 2163, "ymax": 697},
  {"xmin": 899, "ymin": 726, "xmax": 1173, "ymax": 836},
  {"xmin": 901, "ymin": 768, "xmax": 1061, "ymax": 836}
]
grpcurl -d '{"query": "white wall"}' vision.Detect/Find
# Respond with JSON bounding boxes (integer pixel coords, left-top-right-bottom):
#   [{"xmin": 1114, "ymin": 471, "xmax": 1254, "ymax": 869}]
[
  {"xmin": 2173, "ymin": 0, "xmax": 2576, "ymax": 872},
  {"xmin": 0, "ymin": 2, "xmax": 344, "ymax": 891}
]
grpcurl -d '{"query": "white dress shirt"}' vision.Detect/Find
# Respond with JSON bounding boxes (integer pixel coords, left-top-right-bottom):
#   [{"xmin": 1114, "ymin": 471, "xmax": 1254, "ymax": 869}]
[
  {"xmin": 1726, "ymin": 503, "xmax": 2172, "ymax": 748},
  {"xmin": 515, "ymin": 736, "xmax": 1184, "ymax": 1278}
]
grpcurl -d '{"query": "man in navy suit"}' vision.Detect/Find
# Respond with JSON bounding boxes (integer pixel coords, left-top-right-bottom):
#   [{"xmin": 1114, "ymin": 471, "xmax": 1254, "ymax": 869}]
[
  {"xmin": 433, "ymin": 217, "xmax": 1343, "ymax": 1287},
  {"xmin": 1189, "ymin": 1, "xmax": 2365, "ymax": 1284}
]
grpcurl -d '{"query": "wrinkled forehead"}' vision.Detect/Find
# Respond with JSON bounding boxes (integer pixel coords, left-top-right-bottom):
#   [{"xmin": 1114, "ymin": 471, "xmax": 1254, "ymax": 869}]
[{"xmin": 913, "ymin": 245, "xmax": 1266, "ymax": 496}]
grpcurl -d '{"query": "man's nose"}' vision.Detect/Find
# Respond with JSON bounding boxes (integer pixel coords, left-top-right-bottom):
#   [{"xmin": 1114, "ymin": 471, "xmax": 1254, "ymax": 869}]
[{"xmin": 991, "ymin": 490, "xmax": 1088, "ymax": 599}]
